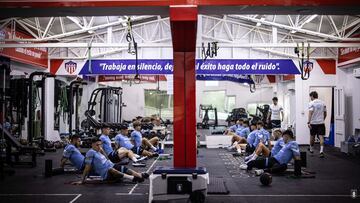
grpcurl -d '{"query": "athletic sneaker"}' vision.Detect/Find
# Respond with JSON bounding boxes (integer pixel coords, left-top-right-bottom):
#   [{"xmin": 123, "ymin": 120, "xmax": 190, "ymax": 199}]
[
  {"xmin": 141, "ymin": 172, "xmax": 150, "ymax": 179},
  {"xmin": 255, "ymin": 169, "xmax": 264, "ymax": 176},
  {"xmin": 134, "ymin": 154, "xmax": 141, "ymax": 159},
  {"xmin": 308, "ymin": 148, "xmax": 314, "ymax": 154},
  {"xmin": 319, "ymin": 152, "xmax": 325, "ymax": 158},
  {"xmin": 132, "ymin": 176, "xmax": 145, "ymax": 183},
  {"xmin": 132, "ymin": 162, "xmax": 146, "ymax": 167},
  {"xmin": 240, "ymin": 164, "xmax": 248, "ymax": 170},
  {"xmin": 136, "ymin": 156, "xmax": 148, "ymax": 162}
]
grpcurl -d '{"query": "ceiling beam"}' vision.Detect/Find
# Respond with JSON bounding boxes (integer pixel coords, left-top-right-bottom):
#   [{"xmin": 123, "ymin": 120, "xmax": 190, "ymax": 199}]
[
  {"xmin": 42, "ymin": 17, "xmax": 55, "ymax": 38},
  {"xmin": 18, "ymin": 16, "xmax": 154, "ymax": 41},
  {"xmin": 327, "ymin": 15, "xmax": 340, "ymax": 37},
  {"xmin": 14, "ymin": 19, "xmax": 39, "ymax": 39},
  {"xmin": 230, "ymin": 15, "xmax": 360, "ymax": 41},
  {"xmin": 1, "ymin": 42, "xmax": 359, "ymax": 48}
]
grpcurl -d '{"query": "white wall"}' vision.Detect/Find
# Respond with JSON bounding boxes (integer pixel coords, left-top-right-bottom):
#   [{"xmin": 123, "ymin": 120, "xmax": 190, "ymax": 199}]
[
  {"xmin": 275, "ymin": 79, "xmax": 296, "ymax": 128},
  {"xmin": 122, "ymin": 81, "xmax": 168, "ymax": 121},
  {"xmin": 295, "ymin": 61, "xmax": 336, "ymax": 145},
  {"xmin": 336, "ymin": 64, "xmax": 360, "ymax": 141}
]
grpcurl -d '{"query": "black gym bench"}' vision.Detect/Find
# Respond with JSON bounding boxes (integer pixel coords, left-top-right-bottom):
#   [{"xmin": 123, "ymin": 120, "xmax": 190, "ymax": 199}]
[{"xmin": 1, "ymin": 124, "xmax": 38, "ymax": 167}]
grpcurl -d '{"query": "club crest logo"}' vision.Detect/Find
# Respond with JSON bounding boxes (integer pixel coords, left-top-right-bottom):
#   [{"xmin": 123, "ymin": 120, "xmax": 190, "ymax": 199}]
[{"xmin": 65, "ymin": 61, "xmax": 77, "ymax": 74}]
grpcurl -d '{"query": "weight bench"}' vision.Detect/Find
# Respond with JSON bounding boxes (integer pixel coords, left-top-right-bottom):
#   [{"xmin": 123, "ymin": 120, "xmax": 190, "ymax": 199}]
[{"xmin": 1, "ymin": 124, "xmax": 38, "ymax": 167}]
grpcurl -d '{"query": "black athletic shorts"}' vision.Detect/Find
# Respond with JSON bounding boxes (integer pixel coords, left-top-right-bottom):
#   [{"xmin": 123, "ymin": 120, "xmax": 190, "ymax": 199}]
[
  {"xmin": 113, "ymin": 163, "xmax": 128, "ymax": 174},
  {"xmin": 271, "ymin": 120, "xmax": 281, "ymax": 129},
  {"xmin": 247, "ymin": 157, "xmax": 279, "ymax": 170},
  {"xmin": 131, "ymin": 146, "xmax": 144, "ymax": 155},
  {"xmin": 108, "ymin": 150, "xmax": 121, "ymax": 163},
  {"xmin": 310, "ymin": 124, "xmax": 326, "ymax": 136},
  {"xmin": 246, "ymin": 144, "xmax": 256, "ymax": 154}
]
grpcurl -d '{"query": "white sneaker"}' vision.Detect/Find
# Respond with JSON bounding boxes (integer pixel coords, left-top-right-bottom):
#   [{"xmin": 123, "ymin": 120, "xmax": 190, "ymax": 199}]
[
  {"xmin": 137, "ymin": 156, "xmax": 148, "ymax": 162},
  {"xmin": 134, "ymin": 154, "xmax": 141, "ymax": 158},
  {"xmin": 255, "ymin": 169, "xmax": 264, "ymax": 176},
  {"xmin": 245, "ymin": 155, "xmax": 253, "ymax": 162},
  {"xmin": 240, "ymin": 164, "xmax": 248, "ymax": 170}
]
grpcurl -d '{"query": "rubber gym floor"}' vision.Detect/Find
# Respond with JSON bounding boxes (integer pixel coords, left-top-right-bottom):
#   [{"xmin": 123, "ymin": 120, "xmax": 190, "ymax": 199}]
[{"xmin": 0, "ymin": 146, "xmax": 359, "ymax": 203}]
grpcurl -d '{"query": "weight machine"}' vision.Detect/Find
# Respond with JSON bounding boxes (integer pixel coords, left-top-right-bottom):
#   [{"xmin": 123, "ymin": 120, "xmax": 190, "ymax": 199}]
[
  {"xmin": 197, "ymin": 104, "xmax": 218, "ymax": 129},
  {"xmin": 68, "ymin": 79, "xmax": 87, "ymax": 136},
  {"xmin": 226, "ymin": 108, "xmax": 248, "ymax": 126},
  {"xmin": 28, "ymin": 72, "xmax": 55, "ymax": 151},
  {"xmin": 249, "ymin": 104, "xmax": 271, "ymax": 128}
]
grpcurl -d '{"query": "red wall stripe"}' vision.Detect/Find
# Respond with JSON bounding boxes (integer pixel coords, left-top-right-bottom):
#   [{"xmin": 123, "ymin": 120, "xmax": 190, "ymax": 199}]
[{"xmin": 316, "ymin": 59, "xmax": 336, "ymax": 75}]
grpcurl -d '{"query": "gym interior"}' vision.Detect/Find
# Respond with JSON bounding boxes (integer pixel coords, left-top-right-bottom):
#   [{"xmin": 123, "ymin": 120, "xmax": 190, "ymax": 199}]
[{"xmin": 0, "ymin": 1, "xmax": 360, "ymax": 203}]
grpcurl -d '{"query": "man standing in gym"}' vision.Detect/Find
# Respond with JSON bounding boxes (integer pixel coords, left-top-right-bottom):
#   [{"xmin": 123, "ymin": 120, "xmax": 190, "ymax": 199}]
[
  {"xmin": 308, "ymin": 91, "xmax": 327, "ymax": 158},
  {"xmin": 268, "ymin": 97, "xmax": 284, "ymax": 129}
]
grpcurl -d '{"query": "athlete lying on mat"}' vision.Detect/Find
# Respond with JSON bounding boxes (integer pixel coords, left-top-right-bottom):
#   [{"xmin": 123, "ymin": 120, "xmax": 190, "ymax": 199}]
[
  {"xmin": 115, "ymin": 124, "xmax": 159, "ymax": 158},
  {"xmin": 240, "ymin": 130, "xmax": 300, "ymax": 174},
  {"xmin": 131, "ymin": 121, "xmax": 161, "ymax": 153},
  {"xmin": 99, "ymin": 124, "xmax": 146, "ymax": 164},
  {"xmin": 73, "ymin": 137, "xmax": 149, "ymax": 185}
]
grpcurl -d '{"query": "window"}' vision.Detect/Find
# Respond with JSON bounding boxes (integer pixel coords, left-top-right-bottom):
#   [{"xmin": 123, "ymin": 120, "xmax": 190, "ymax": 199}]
[
  {"xmin": 144, "ymin": 89, "xmax": 173, "ymax": 119},
  {"xmin": 201, "ymin": 90, "xmax": 234, "ymax": 120},
  {"xmin": 225, "ymin": 96, "xmax": 236, "ymax": 113}
]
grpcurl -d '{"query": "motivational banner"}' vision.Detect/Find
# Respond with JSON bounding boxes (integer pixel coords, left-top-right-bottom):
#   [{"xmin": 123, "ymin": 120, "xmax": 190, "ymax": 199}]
[
  {"xmin": 196, "ymin": 74, "xmax": 254, "ymax": 84},
  {"xmin": 0, "ymin": 28, "xmax": 48, "ymax": 68},
  {"xmin": 75, "ymin": 59, "xmax": 300, "ymax": 75}
]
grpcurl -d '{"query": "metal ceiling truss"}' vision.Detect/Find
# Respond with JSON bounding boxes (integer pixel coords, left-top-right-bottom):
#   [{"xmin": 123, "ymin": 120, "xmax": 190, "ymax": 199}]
[{"xmin": 1, "ymin": 14, "xmax": 359, "ymax": 60}]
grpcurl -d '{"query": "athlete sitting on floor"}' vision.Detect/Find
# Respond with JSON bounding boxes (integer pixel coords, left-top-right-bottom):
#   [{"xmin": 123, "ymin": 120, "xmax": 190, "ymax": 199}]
[
  {"xmin": 73, "ymin": 137, "xmax": 148, "ymax": 185},
  {"xmin": 225, "ymin": 118, "xmax": 244, "ymax": 135},
  {"xmin": 230, "ymin": 121, "xmax": 269, "ymax": 155},
  {"xmin": 115, "ymin": 124, "xmax": 159, "ymax": 158},
  {"xmin": 244, "ymin": 129, "xmax": 284, "ymax": 163},
  {"xmin": 99, "ymin": 124, "xmax": 144, "ymax": 163},
  {"xmin": 60, "ymin": 134, "xmax": 84, "ymax": 171},
  {"xmin": 249, "ymin": 121, "xmax": 271, "ymax": 153},
  {"xmin": 228, "ymin": 120, "xmax": 252, "ymax": 146},
  {"xmin": 131, "ymin": 121, "xmax": 160, "ymax": 152},
  {"xmin": 240, "ymin": 130, "xmax": 300, "ymax": 174}
]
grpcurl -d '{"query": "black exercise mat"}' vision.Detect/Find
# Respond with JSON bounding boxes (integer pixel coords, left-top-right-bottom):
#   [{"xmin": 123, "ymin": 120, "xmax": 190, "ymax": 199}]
[{"xmin": 207, "ymin": 177, "xmax": 230, "ymax": 194}]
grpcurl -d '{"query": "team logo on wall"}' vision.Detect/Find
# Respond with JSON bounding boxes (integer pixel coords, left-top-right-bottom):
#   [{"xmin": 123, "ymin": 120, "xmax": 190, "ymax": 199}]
[
  {"xmin": 303, "ymin": 61, "xmax": 314, "ymax": 73},
  {"xmin": 65, "ymin": 61, "xmax": 77, "ymax": 74}
]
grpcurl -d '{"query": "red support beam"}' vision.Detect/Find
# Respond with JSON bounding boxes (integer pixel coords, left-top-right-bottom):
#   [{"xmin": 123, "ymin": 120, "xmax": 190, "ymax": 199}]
[{"xmin": 170, "ymin": 5, "xmax": 197, "ymax": 168}]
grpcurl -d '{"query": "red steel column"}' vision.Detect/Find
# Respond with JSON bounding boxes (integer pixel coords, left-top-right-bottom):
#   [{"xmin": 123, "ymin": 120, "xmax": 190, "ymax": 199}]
[{"xmin": 170, "ymin": 6, "xmax": 197, "ymax": 168}]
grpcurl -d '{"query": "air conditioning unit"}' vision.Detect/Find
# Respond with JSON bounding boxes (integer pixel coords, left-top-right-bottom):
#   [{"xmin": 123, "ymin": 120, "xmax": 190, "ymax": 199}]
[{"xmin": 354, "ymin": 68, "xmax": 360, "ymax": 79}]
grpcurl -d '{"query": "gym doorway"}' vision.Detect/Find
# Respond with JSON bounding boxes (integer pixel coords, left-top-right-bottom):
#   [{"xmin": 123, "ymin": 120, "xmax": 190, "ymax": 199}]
[{"xmin": 309, "ymin": 86, "xmax": 335, "ymax": 146}]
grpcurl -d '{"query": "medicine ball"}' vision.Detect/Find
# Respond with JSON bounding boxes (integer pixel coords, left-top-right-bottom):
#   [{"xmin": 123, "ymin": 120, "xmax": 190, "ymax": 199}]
[{"xmin": 260, "ymin": 172, "xmax": 272, "ymax": 186}]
